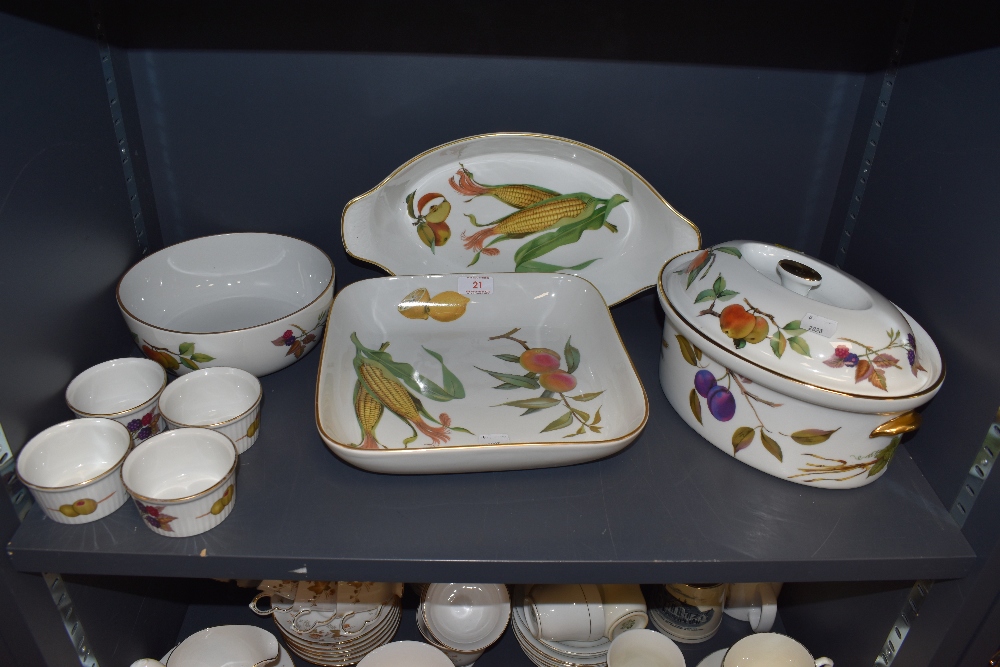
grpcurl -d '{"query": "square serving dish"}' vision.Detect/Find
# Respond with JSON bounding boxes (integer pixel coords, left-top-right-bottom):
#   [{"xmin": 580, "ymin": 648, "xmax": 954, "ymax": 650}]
[{"xmin": 315, "ymin": 273, "xmax": 647, "ymax": 474}]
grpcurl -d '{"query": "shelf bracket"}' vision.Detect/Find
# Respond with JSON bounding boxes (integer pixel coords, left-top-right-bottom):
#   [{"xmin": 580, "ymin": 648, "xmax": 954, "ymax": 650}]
[
  {"xmin": 874, "ymin": 580, "xmax": 932, "ymax": 666},
  {"xmin": 43, "ymin": 574, "xmax": 101, "ymax": 667},
  {"xmin": 950, "ymin": 409, "xmax": 1000, "ymax": 528}
]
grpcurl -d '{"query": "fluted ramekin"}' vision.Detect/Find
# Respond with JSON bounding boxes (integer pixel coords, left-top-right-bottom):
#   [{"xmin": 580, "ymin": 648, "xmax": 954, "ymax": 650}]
[{"xmin": 158, "ymin": 367, "xmax": 263, "ymax": 454}]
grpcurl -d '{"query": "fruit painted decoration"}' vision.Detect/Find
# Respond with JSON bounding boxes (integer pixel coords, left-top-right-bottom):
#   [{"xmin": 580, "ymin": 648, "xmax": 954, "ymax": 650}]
[
  {"xmin": 397, "ymin": 288, "xmax": 471, "ymax": 322},
  {"xmin": 140, "ymin": 339, "xmax": 215, "ymax": 372},
  {"xmin": 406, "ymin": 191, "xmax": 452, "ymax": 253},
  {"xmin": 270, "ymin": 309, "xmax": 326, "ymax": 359},
  {"xmin": 480, "ymin": 328, "xmax": 603, "ymax": 437}
]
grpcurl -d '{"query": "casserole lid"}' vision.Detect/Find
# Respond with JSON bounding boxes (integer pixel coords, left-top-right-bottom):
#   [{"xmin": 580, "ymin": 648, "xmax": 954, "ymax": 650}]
[{"xmin": 659, "ymin": 241, "xmax": 941, "ymax": 398}]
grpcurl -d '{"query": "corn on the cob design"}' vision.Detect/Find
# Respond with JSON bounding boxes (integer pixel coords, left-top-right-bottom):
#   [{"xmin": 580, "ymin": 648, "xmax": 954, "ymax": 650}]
[
  {"xmin": 353, "ymin": 380, "xmax": 383, "ymax": 449},
  {"xmin": 358, "ymin": 362, "xmax": 451, "ymax": 446},
  {"xmin": 449, "ymin": 166, "xmax": 559, "ymax": 209},
  {"xmin": 461, "ymin": 196, "xmax": 591, "ymax": 253}
]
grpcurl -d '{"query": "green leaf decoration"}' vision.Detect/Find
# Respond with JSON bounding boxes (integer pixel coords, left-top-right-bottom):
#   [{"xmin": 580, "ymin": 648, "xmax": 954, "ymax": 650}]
[
  {"xmin": 713, "ymin": 274, "xmax": 726, "ymax": 295},
  {"xmin": 732, "ymin": 426, "xmax": 756, "ymax": 454},
  {"xmin": 494, "ymin": 382, "xmax": 522, "ymax": 390},
  {"xmin": 592, "ymin": 407, "xmax": 601, "ymax": 425},
  {"xmin": 565, "ymin": 424, "xmax": 587, "ymax": 438},
  {"xmin": 512, "ymin": 194, "xmax": 627, "ymax": 271},
  {"xmin": 189, "ymin": 353, "xmax": 215, "ymax": 363},
  {"xmin": 569, "ymin": 408, "xmax": 590, "ymax": 422},
  {"xmin": 867, "ymin": 456, "xmax": 890, "ymax": 478},
  {"xmin": 787, "ymin": 336, "xmax": 811, "ymax": 357},
  {"xmin": 716, "ymin": 289, "xmax": 739, "ymax": 301},
  {"xmin": 494, "ymin": 353, "xmax": 522, "ymax": 363},
  {"xmin": 868, "ymin": 436, "xmax": 901, "ymax": 477},
  {"xmin": 541, "ymin": 411, "xmax": 575, "ymax": 433},
  {"xmin": 694, "ymin": 289, "xmax": 716, "ymax": 304},
  {"xmin": 715, "ymin": 246, "xmax": 743, "ymax": 258},
  {"xmin": 450, "ymin": 426, "xmax": 474, "ymax": 435},
  {"xmin": 570, "ymin": 391, "xmax": 604, "ymax": 402},
  {"xmin": 761, "ymin": 432, "xmax": 783, "ymax": 462},
  {"xmin": 565, "ymin": 337, "xmax": 580, "ymax": 375},
  {"xmin": 521, "ymin": 390, "xmax": 556, "ymax": 416},
  {"xmin": 351, "ymin": 334, "xmax": 465, "ymax": 402},
  {"xmin": 497, "ymin": 397, "xmax": 561, "ymax": 409},
  {"xmin": 686, "ymin": 268, "xmax": 700, "ymax": 288},
  {"xmin": 782, "ymin": 320, "xmax": 807, "ymax": 336},
  {"xmin": 178, "ymin": 342, "xmax": 195, "ymax": 357},
  {"xmin": 477, "ymin": 367, "xmax": 540, "ymax": 390},
  {"xmin": 789, "ymin": 428, "xmax": 841, "ymax": 445},
  {"xmin": 771, "ymin": 330, "xmax": 787, "ymax": 358},
  {"xmin": 515, "ymin": 258, "xmax": 601, "ymax": 273},
  {"xmin": 179, "ymin": 357, "xmax": 199, "ymax": 371},
  {"xmin": 689, "ymin": 389, "xmax": 703, "ymax": 425},
  {"xmin": 735, "ymin": 339, "xmax": 746, "ymax": 349},
  {"xmin": 676, "ymin": 335, "xmax": 700, "ymax": 366},
  {"xmin": 405, "ymin": 190, "xmax": 416, "ymax": 219}
]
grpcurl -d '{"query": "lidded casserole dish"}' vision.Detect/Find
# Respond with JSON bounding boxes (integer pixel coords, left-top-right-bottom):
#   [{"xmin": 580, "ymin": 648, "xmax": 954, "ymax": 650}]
[{"xmin": 657, "ymin": 241, "xmax": 944, "ymax": 488}]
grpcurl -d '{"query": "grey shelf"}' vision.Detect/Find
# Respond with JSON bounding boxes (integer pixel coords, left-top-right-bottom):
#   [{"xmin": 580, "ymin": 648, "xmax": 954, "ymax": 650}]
[{"xmin": 6, "ymin": 292, "xmax": 974, "ymax": 583}]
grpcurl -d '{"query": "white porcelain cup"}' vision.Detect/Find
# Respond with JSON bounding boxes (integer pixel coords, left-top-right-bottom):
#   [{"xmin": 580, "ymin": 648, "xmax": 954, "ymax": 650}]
[
  {"xmin": 527, "ymin": 584, "xmax": 605, "ymax": 643},
  {"xmin": 358, "ymin": 641, "xmax": 453, "ymax": 667},
  {"xmin": 121, "ymin": 429, "xmax": 238, "ymax": 537},
  {"xmin": 599, "ymin": 584, "xmax": 649, "ymax": 639},
  {"xmin": 416, "ymin": 607, "xmax": 485, "ymax": 667},
  {"xmin": 723, "ymin": 633, "xmax": 833, "ymax": 667},
  {"xmin": 66, "ymin": 358, "xmax": 167, "ymax": 444},
  {"xmin": 423, "ymin": 583, "xmax": 511, "ymax": 652},
  {"xmin": 607, "ymin": 628, "xmax": 686, "ymax": 667},
  {"xmin": 158, "ymin": 367, "xmax": 263, "ymax": 453},
  {"xmin": 129, "ymin": 625, "xmax": 279, "ymax": 667},
  {"xmin": 17, "ymin": 419, "xmax": 132, "ymax": 524},
  {"xmin": 724, "ymin": 583, "xmax": 779, "ymax": 632}
]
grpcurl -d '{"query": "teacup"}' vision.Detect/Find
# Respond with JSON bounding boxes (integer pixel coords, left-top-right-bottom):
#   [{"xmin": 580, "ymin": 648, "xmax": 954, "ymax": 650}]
[
  {"xmin": 598, "ymin": 584, "xmax": 648, "ymax": 639},
  {"xmin": 130, "ymin": 624, "xmax": 279, "ymax": 667},
  {"xmin": 17, "ymin": 419, "xmax": 132, "ymax": 524},
  {"xmin": 121, "ymin": 428, "xmax": 238, "ymax": 537},
  {"xmin": 723, "ymin": 633, "xmax": 833, "ymax": 667},
  {"xmin": 66, "ymin": 358, "xmax": 167, "ymax": 444},
  {"xmin": 423, "ymin": 583, "xmax": 510, "ymax": 652},
  {"xmin": 526, "ymin": 584, "xmax": 604, "ymax": 643},
  {"xmin": 416, "ymin": 607, "xmax": 485, "ymax": 667},
  {"xmin": 607, "ymin": 629, "xmax": 685, "ymax": 667},
  {"xmin": 724, "ymin": 583, "xmax": 779, "ymax": 632},
  {"xmin": 158, "ymin": 367, "xmax": 263, "ymax": 453}
]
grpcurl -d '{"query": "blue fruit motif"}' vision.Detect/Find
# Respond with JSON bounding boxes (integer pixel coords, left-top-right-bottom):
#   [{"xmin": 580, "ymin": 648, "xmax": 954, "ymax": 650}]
[
  {"xmin": 694, "ymin": 370, "xmax": 717, "ymax": 398},
  {"xmin": 707, "ymin": 385, "xmax": 736, "ymax": 421}
]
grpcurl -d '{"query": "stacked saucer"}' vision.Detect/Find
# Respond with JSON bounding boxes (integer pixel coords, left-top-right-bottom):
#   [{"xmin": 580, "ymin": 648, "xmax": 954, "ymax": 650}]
[
  {"xmin": 416, "ymin": 583, "xmax": 511, "ymax": 667},
  {"xmin": 511, "ymin": 585, "xmax": 612, "ymax": 667},
  {"xmin": 252, "ymin": 580, "xmax": 403, "ymax": 666}
]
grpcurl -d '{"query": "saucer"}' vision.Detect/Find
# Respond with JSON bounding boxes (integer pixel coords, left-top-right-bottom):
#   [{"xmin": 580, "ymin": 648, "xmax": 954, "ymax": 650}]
[{"xmin": 696, "ymin": 648, "xmax": 728, "ymax": 667}]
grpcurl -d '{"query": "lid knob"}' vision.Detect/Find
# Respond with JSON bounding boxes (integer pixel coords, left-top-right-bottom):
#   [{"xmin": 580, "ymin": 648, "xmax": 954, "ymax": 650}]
[{"xmin": 776, "ymin": 259, "xmax": 822, "ymax": 297}]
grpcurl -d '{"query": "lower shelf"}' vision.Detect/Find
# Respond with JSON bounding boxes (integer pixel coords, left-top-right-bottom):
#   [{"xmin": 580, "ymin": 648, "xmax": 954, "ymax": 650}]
[{"xmin": 173, "ymin": 584, "xmax": 783, "ymax": 667}]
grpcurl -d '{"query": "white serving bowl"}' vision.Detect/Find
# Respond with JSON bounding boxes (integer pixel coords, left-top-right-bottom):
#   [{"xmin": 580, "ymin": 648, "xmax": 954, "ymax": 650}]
[
  {"xmin": 658, "ymin": 242, "xmax": 944, "ymax": 489},
  {"xmin": 121, "ymin": 429, "xmax": 238, "ymax": 537},
  {"xmin": 17, "ymin": 419, "xmax": 132, "ymax": 524},
  {"xmin": 66, "ymin": 358, "xmax": 167, "ymax": 444},
  {"xmin": 423, "ymin": 583, "xmax": 511, "ymax": 652},
  {"xmin": 158, "ymin": 367, "xmax": 263, "ymax": 454},
  {"xmin": 117, "ymin": 233, "xmax": 335, "ymax": 377},
  {"xmin": 358, "ymin": 641, "xmax": 453, "ymax": 667}
]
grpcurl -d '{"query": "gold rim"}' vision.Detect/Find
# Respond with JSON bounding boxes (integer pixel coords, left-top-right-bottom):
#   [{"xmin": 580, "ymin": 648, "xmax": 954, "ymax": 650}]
[
  {"xmin": 159, "ymin": 371, "xmax": 263, "ymax": 428},
  {"xmin": 339, "ymin": 132, "xmax": 703, "ymax": 307},
  {"xmin": 66, "ymin": 360, "xmax": 167, "ymax": 418},
  {"xmin": 18, "ymin": 420, "xmax": 134, "ymax": 491},
  {"xmin": 121, "ymin": 432, "xmax": 239, "ymax": 503},
  {"xmin": 313, "ymin": 273, "xmax": 650, "ymax": 455},
  {"xmin": 116, "ymin": 232, "xmax": 335, "ymax": 336},
  {"xmin": 657, "ymin": 252, "xmax": 947, "ymax": 403}
]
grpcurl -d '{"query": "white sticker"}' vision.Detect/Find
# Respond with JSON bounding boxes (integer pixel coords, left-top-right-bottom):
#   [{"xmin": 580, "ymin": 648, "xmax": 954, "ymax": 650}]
[
  {"xmin": 478, "ymin": 433, "xmax": 510, "ymax": 444},
  {"xmin": 458, "ymin": 275, "xmax": 493, "ymax": 295},
  {"xmin": 801, "ymin": 313, "xmax": 838, "ymax": 338}
]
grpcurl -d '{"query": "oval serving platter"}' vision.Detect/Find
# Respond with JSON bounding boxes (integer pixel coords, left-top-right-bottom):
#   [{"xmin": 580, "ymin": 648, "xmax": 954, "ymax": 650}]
[
  {"xmin": 315, "ymin": 273, "xmax": 648, "ymax": 474},
  {"xmin": 342, "ymin": 133, "xmax": 701, "ymax": 306}
]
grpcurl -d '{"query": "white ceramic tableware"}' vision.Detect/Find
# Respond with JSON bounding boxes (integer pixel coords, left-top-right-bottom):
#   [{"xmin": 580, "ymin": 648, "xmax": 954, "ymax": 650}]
[
  {"xmin": 159, "ymin": 644, "xmax": 296, "ymax": 667},
  {"xmin": 66, "ymin": 358, "xmax": 167, "ymax": 444},
  {"xmin": 118, "ymin": 233, "xmax": 335, "ymax": 377},
  {"xmin": 316, "ymin": 273, "xmax": 648, "ymax": 474},
  {"xmin": 17, "ymin": 419, "xmax": 132, "ymax": 524},
  {"xmin": 724, "ymin": 583, "xmax": 778, "ymax": 632},
  {"xmin": 607, "ymin": 629, "xmax": 685, "ymax": 667},
  {"xmin": 342, "ymin": 133, "xmax": 701, "ymax": 306},
  {"xmin": 121, "ymin": 429, "xmax": 238, "ymax": 537},
  {"xmin": 598, "ymin": 584, "xmax": 648, "ymax": 640},
  {"xmin": 722, "ymin": 633, "xmax": 833, "ymax": 667},
  {"xmin": 416, "ymin": 607, "xmax": 485, "ymax": 667},
  {"xmin": 648, "ymin": 584, "xmax": 726, "ymax": 643},
  {"xmin": 423, "ymin": 583, "xmax": 510, "ymax": 652},
  {"xmin": 658, "ymin": 241, "xmax": 943, "ymax": 488},
  {"xmin": 527, "ymin": 584, "xmax": 605, "ymax": 643},
  {"xmin": 511, "ymin": 586, "xmax": 610, "ymax": 666},
  {"xmin": 695, "ymin": 649, "xmax": 728, "ymax": 667},
  {"xmin": 131, "ymin": 625, "xmax": 279, "ymax": 667},
  {"xmin": 358, "ymin": 641, "xmax": 453, "ymax": 667},
  {"xmin": 158, "ymin": 367, "xmax": 263, "ymax": 453}
]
